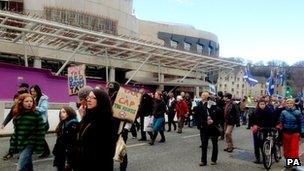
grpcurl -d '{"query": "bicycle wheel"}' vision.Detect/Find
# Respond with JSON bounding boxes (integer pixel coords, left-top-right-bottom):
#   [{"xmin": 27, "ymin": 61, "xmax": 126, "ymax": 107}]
[
  {"xmin": 274, "ymin": 143, "xmax": 282, "ymax": 162},
  {"xmin": 262, "ymin": 140, "xmax": 272, "ymax": 170}
]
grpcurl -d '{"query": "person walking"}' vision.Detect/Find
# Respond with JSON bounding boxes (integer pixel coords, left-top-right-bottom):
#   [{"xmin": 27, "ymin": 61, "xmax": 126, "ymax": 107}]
[
  {"xmin": 73, "ymin": 88, "xmax": 114, "ymax": 171},
  {"xmin": 196, "ymin": 92, "xmax": 219, "ymax": 166},
  {"xmin": 278, "ymin": 98, "xmax": 302, "ymax": 168},
  {"xmin": 53, "ymin": 106, "xmax": 79, "ymax": 171},
  {"xmin": 137, "ymin": 93, "xmax": 154, "ymax": 140},
  {"xmin": 149, "ymin": 91, "xmax": 167, "ymax": 145},
  {"xmin": 10, "ymin": 93, "xmax": 45, "ymax": 171},
  {"xmin": 30, "ymin": 85, "xmax": 50, "ymax": 158},
  {"xmin": 215, "ymin": 91, "xmax": 225, "ymax": 140},
  {"xmin": 175, "ymin": 95, "xmax": 188, "ymax": 133},
  {"xmin": 166, "ymin": 92, "xmax": 177, "ymax": 132},
  {"xmin": 223, "ymin": 93, "xmax": 240, "ymax": 153}
]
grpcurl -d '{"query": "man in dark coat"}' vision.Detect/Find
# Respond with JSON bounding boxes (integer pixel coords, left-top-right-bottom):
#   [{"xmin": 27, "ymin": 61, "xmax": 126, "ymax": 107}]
[
  {"xmin": 216, "ymin": 91, "xmax": 225, "ymax": 140},
  {"xmin": 223, "ymin": 93, "xmax": 240, "ymax": 153},
  {"xmin": 196, "ymin": 91, "xmax": 219, "ymax": 166}
]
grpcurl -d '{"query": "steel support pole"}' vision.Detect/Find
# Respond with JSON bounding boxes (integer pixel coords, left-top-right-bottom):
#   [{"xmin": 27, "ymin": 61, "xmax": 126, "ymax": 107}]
[
  {"xmin": 22, "ymin": 32, "xmax": 28, "ymax": 67},
  {"xmin": 125, "ymin": 54, "xmax": 152, "ymax": 85},
  {"xmin": 56, "ymin": 42, "xmax": 83, "ymax": 75},
  {"xmin": 105, "ymin": 49, "xmax": 109, "ymax": 82},
  {"xmin": 179, "ymin": 63, "xmax": 199, "ymax": 82}
]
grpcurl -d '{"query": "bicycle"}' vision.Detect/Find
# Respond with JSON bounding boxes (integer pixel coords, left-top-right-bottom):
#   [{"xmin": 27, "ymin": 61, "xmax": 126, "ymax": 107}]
[{"xmin": 258, "ymin": 127, "xmax": 282, "ymax": 170}]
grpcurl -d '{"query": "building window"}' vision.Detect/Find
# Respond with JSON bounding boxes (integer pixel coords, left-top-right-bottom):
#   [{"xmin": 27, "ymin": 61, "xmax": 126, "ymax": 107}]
[
  {"xmin": 170, "ymin": 40, "xmax": 178, "ymax": 48},
  {"xmin": 197, "ymin": 44, "xmax": 203, "ymax": 54},
  {"xmin": 232, "ymin": 82, "xmax": 234, "ymax": 85},
  {"xmin": 236, "ymin": 91, "xmax": 239, "ymax": 95},
  {"xmin": 237, "ymin": 77, "xmax": 240, "ymax": 81},
  {"xmin": 242, "ymin": 84, "xmax": 245, "ymax": 88},
  {"xmin": 45, "ymin": 7, "xmax": 118, "ymax": 35},
  {"xmin": 220, "ymin": 77, "xmax": 222, "ymax": 80},
  {"xmin": 261, "ymin": 90, "xmax": 264, "ymax": 95},
  {"xmin": 0, "ymin": 1, "xmax": 23, "ymax": 12},
  {"xmin": 276, "ymin": 91, "xmax": 279, "ymax": 94},
  {"xmin": 237, "ymin": 84, "xmax": 239, "ymax": 88},
  {"xmin": 224, "ymin": 84, "xmax": 227, "ymax": 87},
  {"xmin": 225, "ymin": 77, "xmax": 229, "ymax": 81},
  {"xmin": 219, "ymin": 84, "xmax": 222, "ymax": 88},
  {"xmin": 184, "ymin": 42, "xmax": 191, "ymax": 51},
  {"xmin": 231, "ymin": 88, "xmax": 234, "ymax": 92}
]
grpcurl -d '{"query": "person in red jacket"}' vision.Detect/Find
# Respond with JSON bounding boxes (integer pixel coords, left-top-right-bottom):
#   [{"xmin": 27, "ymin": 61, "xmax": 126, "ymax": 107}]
[{"xmin": 175, "ymin": 95, "xmax": 189, "ymax": 133}]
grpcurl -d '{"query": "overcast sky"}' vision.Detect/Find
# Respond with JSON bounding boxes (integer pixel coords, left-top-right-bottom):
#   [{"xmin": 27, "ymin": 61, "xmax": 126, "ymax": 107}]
[{"xmin": 133, "ymin": 0, "xmax": 304, "ymax": 65}]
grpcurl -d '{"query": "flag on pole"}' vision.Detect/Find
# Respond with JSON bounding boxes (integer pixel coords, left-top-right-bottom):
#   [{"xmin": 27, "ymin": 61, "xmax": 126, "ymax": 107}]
[
  {"xmin": 243, "ymin": 68, "xmax": 258, "ymax": 86},
  {"xmin": 266, "ymin": 70, "xmax": 275, "ymax": 96}
]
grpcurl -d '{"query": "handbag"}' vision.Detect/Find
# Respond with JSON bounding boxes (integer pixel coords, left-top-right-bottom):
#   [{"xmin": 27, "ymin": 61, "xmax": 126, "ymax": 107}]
[
  {"xmin": 113, "ymin": 134, "xmax": 127, "ymax": 163},
  {"xmin": 143, "ymin": 115, "xmax": 154, "ymax": 132}
]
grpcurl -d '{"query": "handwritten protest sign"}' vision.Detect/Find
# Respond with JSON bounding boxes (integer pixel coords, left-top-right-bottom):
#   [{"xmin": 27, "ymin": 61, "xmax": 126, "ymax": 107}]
[
  {"xmin": 113, "ymin": 87, "xmax": 142, "ymax": 123},
  {"xmin": 68, "ymin": 64, "xmax": 86, "ymax": 95}
]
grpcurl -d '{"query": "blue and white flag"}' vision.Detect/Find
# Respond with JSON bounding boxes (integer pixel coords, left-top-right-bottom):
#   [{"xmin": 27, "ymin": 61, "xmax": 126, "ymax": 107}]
[
  {"xmin": 243, "ymin": 68, "xmax": 258, "ymax": 86},
  {"xmin": 266, "ymin": 70, "xmax": 275, "ymax": 96}
]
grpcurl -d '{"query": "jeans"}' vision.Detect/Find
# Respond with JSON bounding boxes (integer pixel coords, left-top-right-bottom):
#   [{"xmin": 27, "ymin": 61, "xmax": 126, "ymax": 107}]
[{"xmin": 17, "ymin": 145, "xmax": 34, "ymax": 171}]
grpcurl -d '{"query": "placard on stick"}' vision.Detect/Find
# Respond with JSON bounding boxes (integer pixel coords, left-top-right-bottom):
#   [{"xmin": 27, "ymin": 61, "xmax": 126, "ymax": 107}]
[{"xmin": 112, "ymin": 87, "xmax": 142, "ymax": 123}]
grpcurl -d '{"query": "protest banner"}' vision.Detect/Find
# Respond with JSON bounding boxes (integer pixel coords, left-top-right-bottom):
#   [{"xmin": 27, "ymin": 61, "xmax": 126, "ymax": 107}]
[
  {"xmin": 113, "ymin": 87, "xmax": 142, "ymax": 122},
  {"xmin": 68, "ymin": 64, "xmax": 86, "ymax": 95}
]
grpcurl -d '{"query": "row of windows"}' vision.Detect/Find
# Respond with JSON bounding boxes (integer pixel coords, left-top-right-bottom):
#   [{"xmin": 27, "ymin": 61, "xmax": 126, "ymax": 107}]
[
  {"xmin": 45, "ymin": 7, "xmax": 118, "ymax": 35},
  {"xmin": 219, "ymin": 84, "xmax": 245, "ymax": 88},
  {"xmin": 170, "ymin": 40, "xmax": 211, "ymax": 55}
]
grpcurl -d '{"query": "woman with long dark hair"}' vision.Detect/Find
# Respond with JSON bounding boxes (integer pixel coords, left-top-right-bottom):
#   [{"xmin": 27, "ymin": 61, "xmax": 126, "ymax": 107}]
[
  {"xmin": 30, "ymin": 85, "xmax": 50, "ymax": 158},
  {"xmin": 53, "ymin": 106, "xmax": 79, "ymax": 171},
  {"xmin": 149, "ymin": 91, "xmax": 166, "ymax": 145},
  {"xmin": 73, "ymin": 88, "xmax": 114, "ymax": 171}
]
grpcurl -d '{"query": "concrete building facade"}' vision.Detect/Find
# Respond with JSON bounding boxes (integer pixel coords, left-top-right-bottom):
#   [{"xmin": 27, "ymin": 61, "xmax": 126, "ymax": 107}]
[{"xmin": 0, "ymin": 0, "xmax": 237, "ymax": 95}]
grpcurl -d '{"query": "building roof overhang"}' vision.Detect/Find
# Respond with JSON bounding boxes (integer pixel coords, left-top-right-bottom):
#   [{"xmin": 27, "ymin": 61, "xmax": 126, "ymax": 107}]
[{"xmin": 0, "ymin": 10, "xmax": 241, "ymax": 76}]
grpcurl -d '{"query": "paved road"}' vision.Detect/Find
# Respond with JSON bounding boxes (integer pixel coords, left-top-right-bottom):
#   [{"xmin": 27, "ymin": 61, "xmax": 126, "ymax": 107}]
[{"xmin": 0, "ymin": 125, "xmax": 303, "ymax": 171}]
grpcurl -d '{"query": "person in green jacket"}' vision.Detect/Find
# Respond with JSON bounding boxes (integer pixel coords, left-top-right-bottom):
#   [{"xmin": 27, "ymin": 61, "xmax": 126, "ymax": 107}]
[{"xmin": 10, "ymin": 93, "xmax": 45, "ymax": 171}]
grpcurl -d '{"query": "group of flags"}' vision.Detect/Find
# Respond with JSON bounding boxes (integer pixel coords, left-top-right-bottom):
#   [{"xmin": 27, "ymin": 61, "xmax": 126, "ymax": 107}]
[{"xmin": 243, "ymin": 67, "xmax": 285, "ymax": 96}]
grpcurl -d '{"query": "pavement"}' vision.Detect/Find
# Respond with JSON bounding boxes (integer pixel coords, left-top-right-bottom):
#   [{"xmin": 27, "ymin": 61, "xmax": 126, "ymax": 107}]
[{"xmin": 0, "ymin": 125, "xmax": 304, "ymax": 171}]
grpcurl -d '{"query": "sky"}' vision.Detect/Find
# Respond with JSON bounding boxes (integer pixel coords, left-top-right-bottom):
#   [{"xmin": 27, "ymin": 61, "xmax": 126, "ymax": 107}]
[{"xmin": 133, "ymin": 0, "xmax": 304, "ymax": 65}]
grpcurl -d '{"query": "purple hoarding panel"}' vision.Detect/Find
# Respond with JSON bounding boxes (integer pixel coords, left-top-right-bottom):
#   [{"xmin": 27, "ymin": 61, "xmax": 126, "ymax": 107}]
[{"xmin": 0, "ymin": 63, "xmax": 105, "ymax": 103}]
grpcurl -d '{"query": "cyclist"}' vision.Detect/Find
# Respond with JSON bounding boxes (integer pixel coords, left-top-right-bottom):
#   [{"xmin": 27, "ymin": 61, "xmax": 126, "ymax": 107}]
[
  {"xmin": 277, "ymin": 98, "xmax": 302, "ymax": 168},
  {"xmin": 251, "ymin": 99, "xmax": 276, "ymax": 164}
]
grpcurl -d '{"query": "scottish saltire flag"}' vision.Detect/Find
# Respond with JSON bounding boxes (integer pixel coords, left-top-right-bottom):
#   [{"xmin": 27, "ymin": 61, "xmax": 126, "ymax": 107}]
[
  {"xmin": 266, "ymin": 70, "xmax": 275, "ymax": 96},
  {"xmin": 243, "ymin": 68, "xmax": 258, "ymax": 86}
]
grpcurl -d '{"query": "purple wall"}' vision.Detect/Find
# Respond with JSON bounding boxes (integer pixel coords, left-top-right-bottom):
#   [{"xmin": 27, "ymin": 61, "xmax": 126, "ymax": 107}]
[{"xmin": 0, "ymin": 63, "xmax": 105, "ymax": 103}]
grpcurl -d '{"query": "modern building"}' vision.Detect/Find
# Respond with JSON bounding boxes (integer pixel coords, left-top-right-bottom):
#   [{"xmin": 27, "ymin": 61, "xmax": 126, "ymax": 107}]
[{"xmin": 0, "ymin": 0, "xmax": 240, "ymax": 100}]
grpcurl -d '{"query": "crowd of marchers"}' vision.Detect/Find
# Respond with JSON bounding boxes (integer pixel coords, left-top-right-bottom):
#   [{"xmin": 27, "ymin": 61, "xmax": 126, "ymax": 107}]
[{"xmin": 1, "ymin": 82, "xmax": 304, "ymax": 170}]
